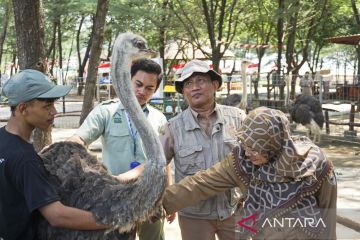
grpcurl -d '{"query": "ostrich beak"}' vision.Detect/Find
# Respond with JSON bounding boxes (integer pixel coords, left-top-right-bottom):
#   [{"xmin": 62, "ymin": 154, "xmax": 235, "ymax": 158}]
[
  {"xmin": 142, "ymin": 49, "xmax": 158, "ymax": 57},
  {"xmin": 132, "ymin": 49, "xmax": 158, "ymax": 61}
]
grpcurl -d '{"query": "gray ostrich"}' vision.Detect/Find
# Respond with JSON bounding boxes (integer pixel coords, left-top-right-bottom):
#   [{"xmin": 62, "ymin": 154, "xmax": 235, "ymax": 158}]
[
  {"xmin": 222, "ymin": 93, "xmax": 242, "ymax": 107},
  {"xmin": 239, "ymin": 60, "xmax": 251, "ymax": 110},
  {"xmin": 37, "ymin": 33, "xmax": 167, "ymax": 239},
  {"xmin": 289, "ymin": 94, "xmax": 325, "ymax": 143}
]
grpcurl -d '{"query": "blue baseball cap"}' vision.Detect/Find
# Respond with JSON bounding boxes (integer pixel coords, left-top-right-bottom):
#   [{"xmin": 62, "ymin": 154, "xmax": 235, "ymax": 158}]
[{"xmin": 1, "ymin": 69, "xmax": 72, "ymax": 106}]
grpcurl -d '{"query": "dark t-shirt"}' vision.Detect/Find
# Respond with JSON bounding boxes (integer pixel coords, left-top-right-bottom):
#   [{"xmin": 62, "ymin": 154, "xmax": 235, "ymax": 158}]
[{"xmin": 0, "ymin": 127, "xmax": 60, "ymax": 240}]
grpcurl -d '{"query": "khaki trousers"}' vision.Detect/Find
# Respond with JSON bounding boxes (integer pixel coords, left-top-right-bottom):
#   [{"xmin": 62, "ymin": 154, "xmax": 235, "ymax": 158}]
[
  {"xmin": 137, "ymin": 219, "xmax": 164, "ymax": 240},
  {"xmin": 178, "ymin": 215, "xmax": 240, "ymax": 240}
]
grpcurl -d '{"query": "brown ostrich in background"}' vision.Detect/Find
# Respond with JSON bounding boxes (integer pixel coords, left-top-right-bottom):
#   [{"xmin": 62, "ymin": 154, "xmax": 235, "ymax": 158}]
[{"xmin": 37, "ymin": 33, "xmax": 167, "ymax": 239}]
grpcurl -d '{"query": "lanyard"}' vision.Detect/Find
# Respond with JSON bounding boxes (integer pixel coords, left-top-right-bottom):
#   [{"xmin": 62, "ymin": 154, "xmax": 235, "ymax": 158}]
[{"xmin": 124, "ymin": 111, "xmax": 138, "ymax": 158}]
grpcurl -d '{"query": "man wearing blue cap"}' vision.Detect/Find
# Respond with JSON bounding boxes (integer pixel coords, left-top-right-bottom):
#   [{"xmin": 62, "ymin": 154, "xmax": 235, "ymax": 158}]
[{"xmin": 0, "ymin": 69, "xmax": 109, "ymax": 240}]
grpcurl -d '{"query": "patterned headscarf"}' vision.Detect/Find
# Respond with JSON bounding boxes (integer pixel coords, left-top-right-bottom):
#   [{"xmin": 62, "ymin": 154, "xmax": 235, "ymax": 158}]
[{"xmin": 233, "ymin": 107, "xmax": 333, "ymax": 238}]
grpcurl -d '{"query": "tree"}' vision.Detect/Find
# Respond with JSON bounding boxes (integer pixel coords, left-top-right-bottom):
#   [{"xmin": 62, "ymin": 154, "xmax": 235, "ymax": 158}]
[
  {"xmin": 42, "ymin": 0, "xmax": 96, "ymax": 93},
  {"xmin": 275, "ymin": 0, "xmax": 285, "ymax": 100},
  {"xmin": 246, "ymin": 0, "xmax": 275, "ymax": 99},
  {"xmin": 284, "ymin": 0, "xmax": 329, "ymax": 98},
  {"xmin": 169, "ymin": 0, "xmax": 246, "ymax": 72},
  {"xmin": 351, "ymin": 0, "xmax": 360, "ymax": 84},
  {"xmin": 12, "ymin": 0, "xmax": 46, "ymax": 69},
  {"xmin": 12, "ymin": 0, "xmax": 49, "ymax": 152},
  {"xmin": 0, "ymin": 0, "xmax": 11, "ymax": 78},
  {"xmin": 79, "ymin": 0, "xmax": 108, "ymax": 125}
]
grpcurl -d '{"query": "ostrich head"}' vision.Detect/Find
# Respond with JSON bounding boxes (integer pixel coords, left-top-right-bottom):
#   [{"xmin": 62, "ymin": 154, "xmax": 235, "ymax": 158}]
[{"xmin": 112, "ymin": 32, "xmax": 156, "ymax": 60}]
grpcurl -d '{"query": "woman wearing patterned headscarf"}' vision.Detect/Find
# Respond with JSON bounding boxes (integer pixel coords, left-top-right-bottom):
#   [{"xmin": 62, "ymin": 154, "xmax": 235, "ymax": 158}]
[{"xmin": 163, "ymin": 107, "xmax": 336, "ymax": 240}]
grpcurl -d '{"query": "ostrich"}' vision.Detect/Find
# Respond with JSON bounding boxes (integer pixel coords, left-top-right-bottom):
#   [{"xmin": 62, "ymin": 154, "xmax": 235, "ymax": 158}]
[
  {"xmin": 37, "ymin": 33, "xmax": 167, "ymax": 239},
  {"xmin": 222, "ymin": 93, "xmax": 242, "ymax": 107},
  {"xmin": 284, "ymin": 73, "xmax": 291, "ymax": 108},
  {"xmin": 289, "ymin": 94, "xmax": 325, "ymax": 143},
  {"xmin": 239, "ymin": 60, "xmax": 252, "ymax": 111}
]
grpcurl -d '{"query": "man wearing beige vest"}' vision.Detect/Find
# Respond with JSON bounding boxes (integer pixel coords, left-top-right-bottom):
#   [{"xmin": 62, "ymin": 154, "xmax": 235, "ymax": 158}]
[{"xmin": 160, "ymin": 59, "xmax": 246, "ymax": 240}]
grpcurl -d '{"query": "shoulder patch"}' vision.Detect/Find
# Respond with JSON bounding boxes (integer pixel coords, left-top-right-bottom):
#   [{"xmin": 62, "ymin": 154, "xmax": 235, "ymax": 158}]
[
  {"xmin": 158, "ymin": 125, "xmax": 165, "ymax": 136},
  {"xmin": 113, "ymin": 112, "xmax": 122, "ymax": 123}
]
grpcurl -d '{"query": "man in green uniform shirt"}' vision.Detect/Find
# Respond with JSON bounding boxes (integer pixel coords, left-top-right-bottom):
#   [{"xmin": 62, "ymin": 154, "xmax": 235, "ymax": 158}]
[{"xmin": 69, "ymin": 59, "xmax": 174, "ymax": 240}]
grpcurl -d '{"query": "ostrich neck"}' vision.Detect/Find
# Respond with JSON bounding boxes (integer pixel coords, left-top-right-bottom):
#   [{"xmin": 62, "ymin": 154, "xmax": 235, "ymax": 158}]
[
  {"xmin": 111, "ymin": 51, "xmax": 165, "ymax": 165},
  {"xmin": 241, "ymin": 64, "xmax": 247, "ymax": 100}
]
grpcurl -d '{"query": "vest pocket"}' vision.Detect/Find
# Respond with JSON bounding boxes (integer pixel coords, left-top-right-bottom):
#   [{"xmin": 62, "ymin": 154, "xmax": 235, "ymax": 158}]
[
  {"xmin": 176, "ymin": 145, "xmax": 212, "ymax": 215},
  {"xmin": 177, "ymin": 145, "xmax": 205, "ymax": 175}
]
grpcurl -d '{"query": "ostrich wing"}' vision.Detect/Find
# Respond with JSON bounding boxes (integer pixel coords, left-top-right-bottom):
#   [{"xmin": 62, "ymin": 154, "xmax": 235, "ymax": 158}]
[
  {"xmin": 290, "ymin": 95, "xmax": 324, "ymax": 128},
  {"xmin": 38, "ymin": 142, "xmax": 149, "ymax": 239},
  {"xmin": 222, "ymin": 94, "xmax": 242, "ymax": 107}
]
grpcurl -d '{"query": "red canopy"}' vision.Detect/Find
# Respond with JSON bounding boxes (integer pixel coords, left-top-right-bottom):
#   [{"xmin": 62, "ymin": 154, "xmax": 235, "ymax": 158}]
[{"xmin": 98, "ymin": 62, "xmax": 111, "ymax": 68}]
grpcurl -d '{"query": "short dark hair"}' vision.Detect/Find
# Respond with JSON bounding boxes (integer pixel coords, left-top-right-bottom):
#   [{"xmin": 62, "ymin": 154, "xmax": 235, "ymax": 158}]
[
  {"xmin": 131, "ymin": 59, "xmax": 163, "ymax": 91},
  {"xmin": 10, "ymin": 98, "xmax": 57, "ymax": 116}
]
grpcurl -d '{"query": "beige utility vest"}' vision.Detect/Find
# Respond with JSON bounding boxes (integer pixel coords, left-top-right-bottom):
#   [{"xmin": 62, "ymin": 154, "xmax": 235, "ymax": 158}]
[{"xmin": 169, "ymin": 104, "xmax": 245, "ymax": 220}]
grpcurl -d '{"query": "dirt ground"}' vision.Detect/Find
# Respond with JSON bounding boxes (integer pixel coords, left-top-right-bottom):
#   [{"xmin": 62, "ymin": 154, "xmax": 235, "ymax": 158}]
[{"xmin": 318, "ymin": 138, "xmax": 360, "ymax": 166}]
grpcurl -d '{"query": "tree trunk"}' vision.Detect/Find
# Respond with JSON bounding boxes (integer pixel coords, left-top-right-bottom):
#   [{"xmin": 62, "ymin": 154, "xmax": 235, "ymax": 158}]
[
  {"xmin": 351, "ymin": 0, "xmax": 360, "ymax": 84},
  {"xmin": 286, "ymin": 1, "xmax": 298, "ymax": 99},
  {"xmin": 12, "ymin": 0, "xmax": 46, "ymax": 69},
  {"xmin": 46, "ymin": 22, "xmax": 57, "ymax": 59},
  {"xmin": 159, "ymin": 0, "xmax": 169, "ymax": 75},
  {"xmin": 79, "ymin": 0, "xmax": 109, "ymax": 125},
  {"xmin": 76, "ymin": 15, "xmax": 93, "ymax": 96},
  {"xmin": 64, "ymin": 32, "xmax": 75, "ymax": 82},
  {"xmin": 12, "ymin": 0, "xmax": 51, "ymax": 152},
  {"xmin": 276, "ymin": 0, "xmax": 285, "ymax": 100},
  {"xmin": 0, "ymin": 0, "xmax": 11, "ymax": 78},
  {"xmin": 10, "ymin": 52, "xmax": 16, "ymax": 75},
  {"xmin": 57, "ymin": 18, "xmax": 63, "ymax": 72},
  {"xmin": 79, "ymin": 19, "xmax": 93, "ymax": 78},
  {"xmin": 49, "ymin": 22, "xmax": 57, "ymax": 76}
]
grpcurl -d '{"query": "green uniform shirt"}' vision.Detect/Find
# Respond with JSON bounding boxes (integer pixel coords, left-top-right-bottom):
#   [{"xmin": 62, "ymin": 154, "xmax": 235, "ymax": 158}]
[{"xmin": 76, "ymin": 99, "xmax": 167, "ymax": 174}]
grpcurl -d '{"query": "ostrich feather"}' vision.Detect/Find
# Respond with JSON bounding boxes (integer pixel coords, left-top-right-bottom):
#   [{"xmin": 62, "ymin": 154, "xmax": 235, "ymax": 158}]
[
  {"xmin": 37, "ymin": 32, "xmax": 167, "ymax": 239},
  {"xmin": 222, "ymin": 94, "xmax": 242, "ymax": 108},
  {"xmin": 289, "ymin": 94, "xmax": 324, "ymax": 143}
]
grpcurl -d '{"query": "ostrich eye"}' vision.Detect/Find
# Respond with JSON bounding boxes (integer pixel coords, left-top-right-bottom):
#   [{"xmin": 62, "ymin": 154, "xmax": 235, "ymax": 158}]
[{"xmin": 133, "ymin": 39, "xmax": 146, "ymax": 49}]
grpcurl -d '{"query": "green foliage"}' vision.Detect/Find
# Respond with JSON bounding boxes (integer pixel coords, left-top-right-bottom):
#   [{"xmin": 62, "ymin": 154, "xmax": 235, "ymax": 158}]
[{"xmin": 1, "ymin": 0, "xmax": 360, "ymax": 76}]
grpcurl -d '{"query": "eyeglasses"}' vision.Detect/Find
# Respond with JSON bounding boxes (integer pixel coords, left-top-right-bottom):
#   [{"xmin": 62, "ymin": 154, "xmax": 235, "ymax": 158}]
[
  {"xmin": 183, "ymin": 77, "xmax": 211, "ymax": 89},
  {"xmin": 243, "ymin": 145, "xmax": 260, "ymax": 156}
]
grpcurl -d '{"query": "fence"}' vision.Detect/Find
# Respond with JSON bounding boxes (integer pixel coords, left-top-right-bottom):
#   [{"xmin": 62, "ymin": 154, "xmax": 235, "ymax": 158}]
[
  {"xmin": 220, "ymin": 73, "xmax": 360, "ymax": 140},
  {"xmin": 1, "ymin": 73, "xmax": 359, "ymax": 140}
]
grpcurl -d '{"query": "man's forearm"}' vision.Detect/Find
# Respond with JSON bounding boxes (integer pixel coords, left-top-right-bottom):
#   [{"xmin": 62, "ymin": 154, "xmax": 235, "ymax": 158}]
[
  {"xmin": 67, "ymin": 135, "xmax": 86, "ymax": 145},
  {"xmin": 39, "ymin": 201, "xmax": 109, "ymax": 230},
  {"xmin": 116, "ymin": 163, "xmax": 145, "ymax": 182},
  {"xmin": 166, "ymin": 164, "xmax": 173, "ymax": 186}
]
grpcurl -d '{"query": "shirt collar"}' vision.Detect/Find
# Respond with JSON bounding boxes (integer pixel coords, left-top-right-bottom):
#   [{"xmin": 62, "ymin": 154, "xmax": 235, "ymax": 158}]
[
  {"xmin": 185, "ymin": 103, "xmax": 223, "ymax": 130},
  {"xmin": 117, "ymin": 99, "xmax": 149, "ymax": 116},
  {"xmin": 142, "ymin": 104, "xmax": 150, "ymax": 116}
]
